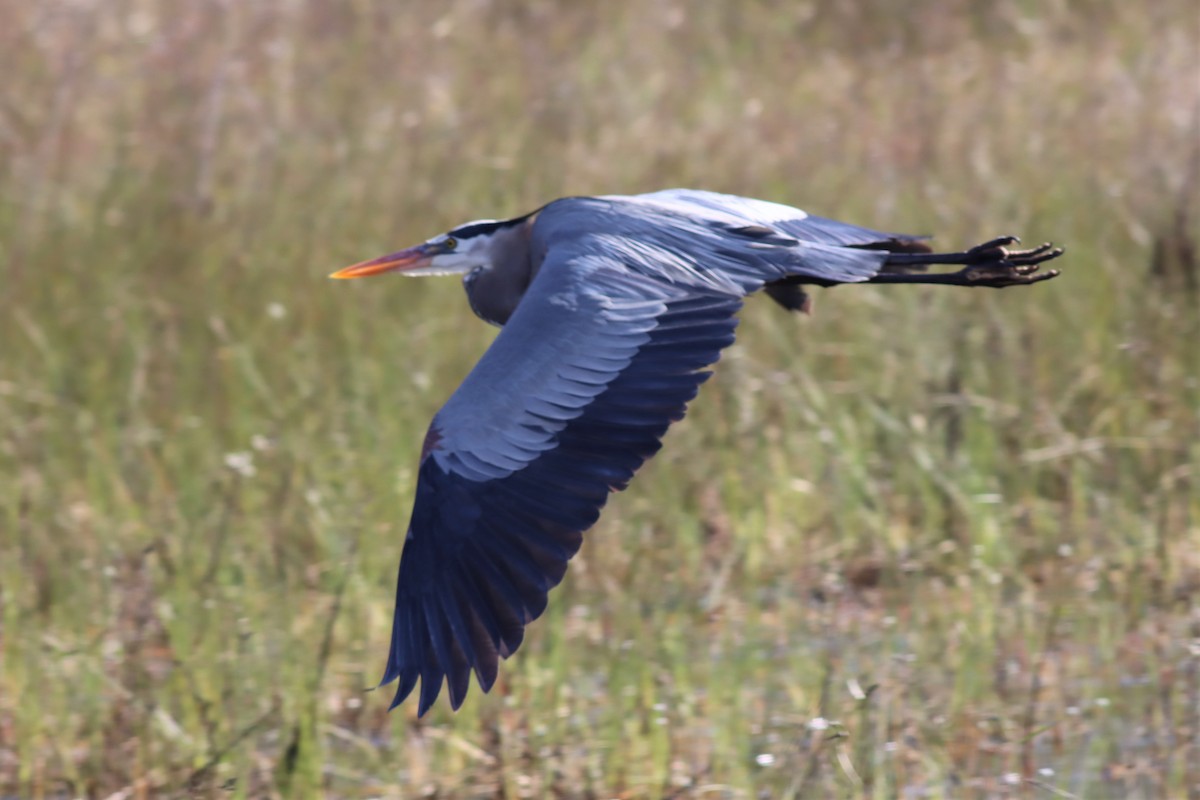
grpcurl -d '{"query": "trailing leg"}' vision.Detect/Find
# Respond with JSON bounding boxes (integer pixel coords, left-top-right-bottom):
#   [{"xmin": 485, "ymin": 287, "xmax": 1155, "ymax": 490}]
[{"xmin": 872, "ymin": 237, "xmax": 1064, "ymax": 288}]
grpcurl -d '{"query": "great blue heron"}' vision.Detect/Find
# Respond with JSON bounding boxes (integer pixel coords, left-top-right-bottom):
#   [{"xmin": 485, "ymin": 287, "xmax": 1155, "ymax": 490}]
[{"xmin": 331, "ymin": 189, "xmax": 1063, "ymax": 716}]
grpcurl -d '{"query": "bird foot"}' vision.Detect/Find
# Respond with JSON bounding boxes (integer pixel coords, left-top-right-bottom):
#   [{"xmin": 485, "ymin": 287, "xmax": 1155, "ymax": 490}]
[
  {"xmin": 875, "ymin": 237, "xmax": 1065, "ymax": 288},
  {"xmin": 957, "ymin": 238, "xmax": 1064, "ymax": 287}
]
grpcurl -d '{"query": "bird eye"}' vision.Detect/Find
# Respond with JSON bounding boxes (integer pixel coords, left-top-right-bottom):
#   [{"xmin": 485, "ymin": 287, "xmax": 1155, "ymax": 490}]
[{"xmin": 444, "ymin": 237, "xmax": 458, "ymax": 250}]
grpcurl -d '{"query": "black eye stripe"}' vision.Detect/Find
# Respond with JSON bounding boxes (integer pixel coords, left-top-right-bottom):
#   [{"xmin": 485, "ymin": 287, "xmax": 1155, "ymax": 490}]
[{"xmin": 449, "ymin": 220, "xmax": 506, "ymax": 239}]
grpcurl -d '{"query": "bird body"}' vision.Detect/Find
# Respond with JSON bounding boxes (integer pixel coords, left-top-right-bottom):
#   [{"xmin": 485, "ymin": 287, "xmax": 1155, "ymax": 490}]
[
  {"xmin": 331, "ymin": 189, "xmax": 1062, "ymax": 715},
  {"xmin": 503, "ymin": 191, "xmax": 923, "ymax": 315}
]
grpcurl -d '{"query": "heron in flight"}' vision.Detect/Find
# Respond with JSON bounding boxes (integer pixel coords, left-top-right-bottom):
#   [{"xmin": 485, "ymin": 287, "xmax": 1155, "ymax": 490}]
[{"xmin": 331, "ymin": 189, "xmax": 1062, "ymax": 716}]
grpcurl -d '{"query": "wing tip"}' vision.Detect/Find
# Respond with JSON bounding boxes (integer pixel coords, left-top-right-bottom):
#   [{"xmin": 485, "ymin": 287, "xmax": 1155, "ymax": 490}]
[
  {"xmin": 383, "ymin": 659, "xmax": 498, "ymax": 717},
  {"xmin": 385, "ymin": 535, "xmax": 548, "ymax": 716}
]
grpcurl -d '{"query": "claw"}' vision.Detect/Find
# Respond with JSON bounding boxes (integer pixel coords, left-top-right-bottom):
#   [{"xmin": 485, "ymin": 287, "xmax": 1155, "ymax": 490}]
[
  {"xmin": 1006, "ymin": 243, "xmax": 1062, "ymax": 266},
  {"xmin": 968, "ymin": 235, "xmax": 1021, "ymax": 255},
  {"xmin": 1023, "ymin": 242, "xmax": 1056, "ymax": 257},
  {"xmin": 963, "ymin": 256, "xmax": 1062, "ymax": 288},
  {"xmin": 1025, "ymin": 268, "xmax": 1060, "ymax": 284}
]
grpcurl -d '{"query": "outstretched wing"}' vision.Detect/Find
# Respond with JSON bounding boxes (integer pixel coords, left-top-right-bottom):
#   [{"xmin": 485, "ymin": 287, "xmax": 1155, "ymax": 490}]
[{"xmin": 383, "ymin": 248, "xmax": 742, "ymax": 715}]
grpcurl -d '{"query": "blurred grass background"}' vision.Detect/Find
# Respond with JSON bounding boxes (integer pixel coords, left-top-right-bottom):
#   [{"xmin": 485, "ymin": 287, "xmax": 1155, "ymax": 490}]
[{"xmin": 2, "ymin": 0, "xmax": 1198, "ymax": 797}]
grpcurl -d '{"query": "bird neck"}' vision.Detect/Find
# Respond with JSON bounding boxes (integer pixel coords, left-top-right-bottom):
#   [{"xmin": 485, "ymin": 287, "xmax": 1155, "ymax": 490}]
[{"xmin": 466, "ymin": 219, "xmax": 537, "ymax": 327}]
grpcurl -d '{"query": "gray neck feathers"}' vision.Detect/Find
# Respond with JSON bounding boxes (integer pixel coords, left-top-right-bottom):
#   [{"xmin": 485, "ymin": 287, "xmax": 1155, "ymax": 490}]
[{"xmin": 464, "ymin": 220, "xmax": 536, "ymax": 327}]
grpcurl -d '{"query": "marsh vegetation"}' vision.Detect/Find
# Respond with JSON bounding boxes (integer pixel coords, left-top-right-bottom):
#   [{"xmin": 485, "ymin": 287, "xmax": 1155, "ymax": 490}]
[{"xmin": 2, "ymin": 1, "xmax": 1197, "ymax": 797}]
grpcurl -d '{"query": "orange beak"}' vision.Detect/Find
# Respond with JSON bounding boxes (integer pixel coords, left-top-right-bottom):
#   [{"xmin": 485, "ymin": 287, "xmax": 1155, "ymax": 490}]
[{"xmin": 329, "ymin": 244, "xmax": 436, "ymax": 279}]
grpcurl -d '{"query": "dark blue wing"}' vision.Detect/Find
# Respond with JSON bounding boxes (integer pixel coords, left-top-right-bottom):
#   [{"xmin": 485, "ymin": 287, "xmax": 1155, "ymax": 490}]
[{"xmin": 382, "ymin": 256, "xmax": 742, "ymax": 715}]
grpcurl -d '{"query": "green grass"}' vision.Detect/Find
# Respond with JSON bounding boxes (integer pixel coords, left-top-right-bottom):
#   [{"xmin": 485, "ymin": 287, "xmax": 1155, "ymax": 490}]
[{"xmin": 2, "ymin": 1, "xmax": 1198, "ymax": 797}]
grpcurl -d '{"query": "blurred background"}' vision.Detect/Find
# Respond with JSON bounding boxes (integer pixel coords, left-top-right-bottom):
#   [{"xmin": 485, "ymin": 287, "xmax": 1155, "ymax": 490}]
[{"xmin": 2, "ymin": 1, "xmax": 1197, "ymax": 797}]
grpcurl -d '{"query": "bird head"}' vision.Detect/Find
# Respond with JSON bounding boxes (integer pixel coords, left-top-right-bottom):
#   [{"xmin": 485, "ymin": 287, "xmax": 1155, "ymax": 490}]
[{"xmin": 330, "ymin": 219, "xmax": 518, "ymax": 280}]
